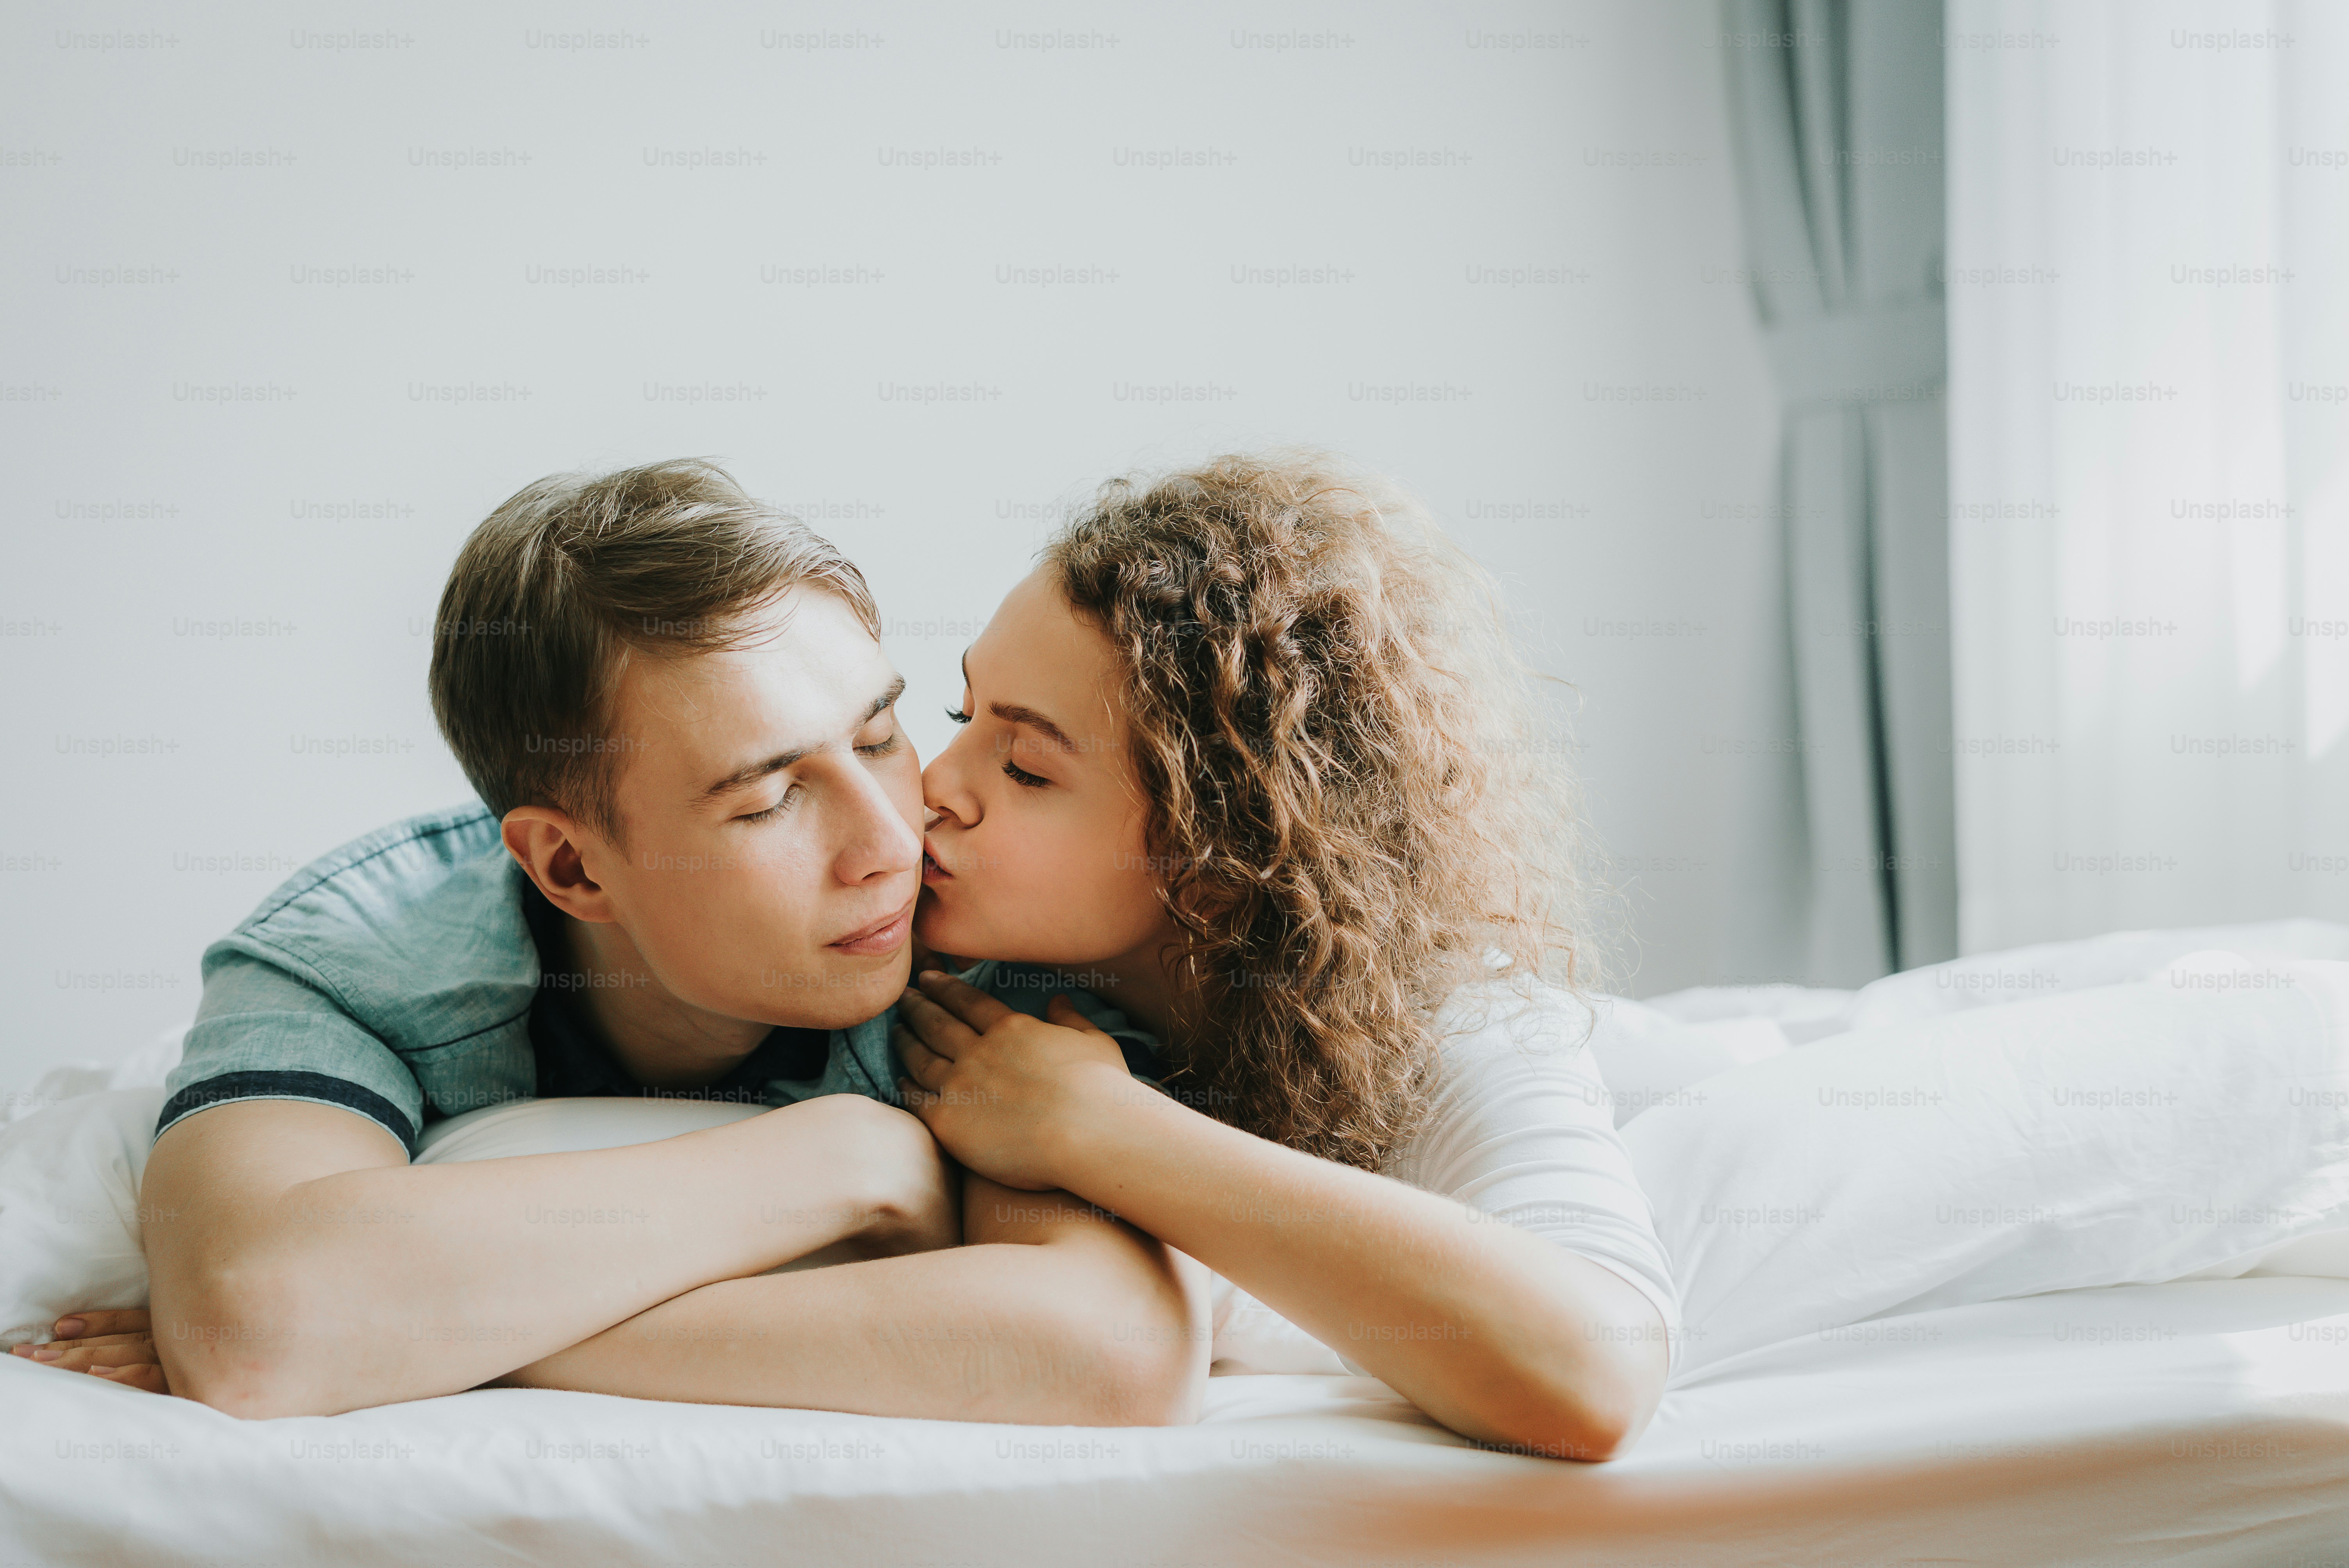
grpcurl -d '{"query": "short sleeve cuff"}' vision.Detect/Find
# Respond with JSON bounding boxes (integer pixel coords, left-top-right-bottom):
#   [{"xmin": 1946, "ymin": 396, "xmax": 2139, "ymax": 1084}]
[
  {"xmin": 1571, "ymin": 1250, "xmax": 1687, "ymax": 1380},
  {"xmin": 155, "ymin": 1071, "xmax": 419, "ymax": 1158}
]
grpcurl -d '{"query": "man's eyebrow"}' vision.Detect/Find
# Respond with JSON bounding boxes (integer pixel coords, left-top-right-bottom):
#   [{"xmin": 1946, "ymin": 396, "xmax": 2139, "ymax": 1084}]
[
  {"xmin": 694, "ymin": 675, "xmax": 906, "ymax": 805},
  {"xmin": 961, "ymin": 649, "xmax": 1078, "ymax": 755}
]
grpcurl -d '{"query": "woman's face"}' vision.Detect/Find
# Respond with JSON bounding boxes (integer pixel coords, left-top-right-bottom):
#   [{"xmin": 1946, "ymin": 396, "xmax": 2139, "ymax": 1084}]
[{"xmin": 915, "ymin": 566, "xmax": 1174, "ymax": 973}]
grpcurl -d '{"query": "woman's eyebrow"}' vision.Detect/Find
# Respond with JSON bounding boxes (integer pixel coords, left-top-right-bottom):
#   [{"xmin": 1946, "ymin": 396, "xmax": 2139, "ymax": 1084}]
[
  {"xmin": 959, "ymin": 649, "xmax": 1076, "ymax": 753},
  {"xmin": 988, "ymin": 702, "xmax": 1075, "ymax": 753}
]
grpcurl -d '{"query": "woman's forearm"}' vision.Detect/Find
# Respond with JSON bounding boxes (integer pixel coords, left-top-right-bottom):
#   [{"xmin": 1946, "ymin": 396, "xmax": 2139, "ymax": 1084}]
[
  {"xmin": 1044, "ymin": 1090, "xmax": 1666, "ymax": 1458},
  {"xmin": 888, "ymin": 975, "xmax": 1664, "ymax": 1455}
]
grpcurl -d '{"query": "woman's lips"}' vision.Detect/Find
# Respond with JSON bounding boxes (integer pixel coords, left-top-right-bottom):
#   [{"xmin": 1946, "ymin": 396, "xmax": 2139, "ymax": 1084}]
[
  {"xmin": 830, "ymin": 897, "xmax": 916, "ymax": 956},
  {"xmin": 921, "ymin": 838, "xmax": 954, "ymax": 884}
]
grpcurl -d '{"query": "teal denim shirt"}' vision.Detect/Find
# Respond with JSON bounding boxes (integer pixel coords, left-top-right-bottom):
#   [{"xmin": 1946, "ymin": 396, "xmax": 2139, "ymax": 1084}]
[
  {"xmin": 949, "ymin": 959, "xmax": 1167, "ymax": 1082},
  {"xmin": 155, "ymin": 803, "xmax": 904, "ymax": 1156}
]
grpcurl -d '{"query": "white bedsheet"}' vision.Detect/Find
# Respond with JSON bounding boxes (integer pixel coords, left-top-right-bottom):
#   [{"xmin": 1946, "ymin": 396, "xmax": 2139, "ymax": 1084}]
[
  {"xmin": 12, "ymin": 919, "xmax": 2349, "ymax": 1562},
  {"xmin": 5, "ymin": 1275, "xmax": 2345, "ymax": 1566}
]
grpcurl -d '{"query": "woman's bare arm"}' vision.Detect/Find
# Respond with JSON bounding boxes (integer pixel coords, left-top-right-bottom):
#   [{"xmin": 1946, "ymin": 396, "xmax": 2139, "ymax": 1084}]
[{"xmin": 895, "ymin": 973, "xmax": 1668, "ymax": 1460}]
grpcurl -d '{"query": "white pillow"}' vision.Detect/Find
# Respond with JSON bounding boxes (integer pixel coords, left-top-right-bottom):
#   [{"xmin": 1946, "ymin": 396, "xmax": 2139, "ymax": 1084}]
[
  {"xmin": 1633, "ymin": 983, "xmax": 1862, "ymax": 1046},
  {"xmin": 1629, "ymin": 918, "xmax": 2349, "ymax": 1049},
  {"xmin": 1843, "ymin": 917, "xmax": 2349, "ymax": 1032},
  {"xmin": 1626, "ymin": 952, "xmax": 2349, "ymax": 1375},
  {"xmin": 0, "ymin": 1025, "xmax": 191, "ymax": 1342},
  {"xmin": 0, "ymin": 1088, "xmax": 163, "ymax": 1347},
  {"xmin": 414, "ymin": 1096, "xmax": 761, "ymax": 1160},
  {"xmin": 1579, "ymin": 996, "xmax": 1789, "ymax": 1128}
]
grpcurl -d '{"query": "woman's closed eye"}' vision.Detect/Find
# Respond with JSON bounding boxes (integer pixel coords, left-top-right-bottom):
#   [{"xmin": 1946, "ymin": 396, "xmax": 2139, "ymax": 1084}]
[{"xmin": 949, "ymin": 699, "xmax": 1046, "ymax": 786}]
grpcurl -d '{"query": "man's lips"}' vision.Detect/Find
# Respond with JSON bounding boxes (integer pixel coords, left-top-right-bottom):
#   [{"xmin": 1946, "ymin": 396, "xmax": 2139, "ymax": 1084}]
[{"xmin": 830, "ymin": 896, "xmax": 917, "ymax": 955}]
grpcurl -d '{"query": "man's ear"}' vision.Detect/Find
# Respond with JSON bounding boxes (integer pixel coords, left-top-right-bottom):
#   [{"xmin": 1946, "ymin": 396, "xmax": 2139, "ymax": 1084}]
[{"xmin": 501, "ymin": 806, "xmax": 619, "ymax": 923}]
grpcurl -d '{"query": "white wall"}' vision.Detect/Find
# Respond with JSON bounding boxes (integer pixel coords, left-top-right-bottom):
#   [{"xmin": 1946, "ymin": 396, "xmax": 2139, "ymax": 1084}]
[{"xmin": 0, "ymin": 0, "xmax": 1790, "ymax": 1087}]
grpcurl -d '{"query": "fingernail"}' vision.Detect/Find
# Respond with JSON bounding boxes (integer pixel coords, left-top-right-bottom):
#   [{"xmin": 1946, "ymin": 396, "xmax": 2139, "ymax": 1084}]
[
  {"xmin": 32, "ymin": 1347, "xmax": 62, "ymax": 1361},
  {"xmin": 53, "ymin": 1317, "xmax": 84, "ymax": 1338},
  {"xmin": 919, "ymin": 969, "xmax": 944, "ymax": 982}
]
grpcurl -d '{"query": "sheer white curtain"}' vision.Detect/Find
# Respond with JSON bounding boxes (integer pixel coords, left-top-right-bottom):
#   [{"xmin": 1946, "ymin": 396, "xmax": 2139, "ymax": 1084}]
[{"xmin": 1948, "ymin": 0, "xmax": 2349, "ymax": 950}]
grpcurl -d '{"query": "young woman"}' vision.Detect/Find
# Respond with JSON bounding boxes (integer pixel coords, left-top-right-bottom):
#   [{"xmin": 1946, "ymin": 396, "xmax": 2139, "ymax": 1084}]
[{"xmin": 895, "ymin": 452, "xmax": 1678, "ymax": 1459}]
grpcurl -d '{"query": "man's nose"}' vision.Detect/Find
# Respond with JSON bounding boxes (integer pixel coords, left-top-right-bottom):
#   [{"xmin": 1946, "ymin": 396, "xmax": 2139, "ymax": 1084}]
[{"xmin": 833, "ymin": 761, "xmax": 922, "ymax": 886}]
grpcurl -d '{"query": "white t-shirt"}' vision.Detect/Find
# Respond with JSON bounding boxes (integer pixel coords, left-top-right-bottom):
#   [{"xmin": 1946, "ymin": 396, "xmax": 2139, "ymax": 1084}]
[
  {"xmin": 997, "ymin": 971, "xmax": 1682, "ymax": 1381},
  {"xmin": 1208, "ymin": 982, "xmax": 1681, "ymax": 1379}
]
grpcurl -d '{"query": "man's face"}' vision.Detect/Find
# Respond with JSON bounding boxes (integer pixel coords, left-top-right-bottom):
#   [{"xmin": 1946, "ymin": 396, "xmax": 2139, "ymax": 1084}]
[{"xmin": 576, "ymin": 588, "xmax": 924, "ymax": 1030}]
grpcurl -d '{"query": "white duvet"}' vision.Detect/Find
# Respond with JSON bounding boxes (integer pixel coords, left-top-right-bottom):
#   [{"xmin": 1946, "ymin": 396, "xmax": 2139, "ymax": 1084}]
[{"xmin": 6, "ymin": 921, "xmax": 2349, "ymax": 1563}]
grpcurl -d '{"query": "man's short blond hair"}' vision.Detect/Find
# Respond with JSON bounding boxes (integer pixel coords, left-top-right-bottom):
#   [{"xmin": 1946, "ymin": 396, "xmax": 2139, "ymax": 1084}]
[{"xmin": 428, "ymin": 458, "xmax": 878, "ymax": 842}]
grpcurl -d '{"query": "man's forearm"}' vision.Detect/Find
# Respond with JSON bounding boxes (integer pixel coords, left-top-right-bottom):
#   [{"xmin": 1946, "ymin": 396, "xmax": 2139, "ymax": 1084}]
[
  {"xmin": 501, "ymin": 1185, "xmax": 1210, "ymax": 1425},
  {"xmin": 144, "ymin": 1096, "xmax": 953, "ymax": 1416}
]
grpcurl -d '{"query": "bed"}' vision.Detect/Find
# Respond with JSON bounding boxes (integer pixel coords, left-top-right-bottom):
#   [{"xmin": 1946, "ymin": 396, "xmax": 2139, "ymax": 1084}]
[
  {"xmin": 7, "ymin": 921, "xmax": 2349, "ymax": 1565},
  {"xmin": 7, "ymin": 1276, "xmax": 2346, "ymax": 1566}
]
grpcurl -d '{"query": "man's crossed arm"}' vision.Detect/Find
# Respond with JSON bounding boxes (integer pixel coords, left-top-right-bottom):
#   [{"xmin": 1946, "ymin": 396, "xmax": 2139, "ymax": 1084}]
[
  {"xmin": 498, "ymin": 1173, "xmax": 1207, "ymax": 1424},
  {"xmin": 15, "ymin": 1094, "xmax": 1206, "ymax": 1424}
]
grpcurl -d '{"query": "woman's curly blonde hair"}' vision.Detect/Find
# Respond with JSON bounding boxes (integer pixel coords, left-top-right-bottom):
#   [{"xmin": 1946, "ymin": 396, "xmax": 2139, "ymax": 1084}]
[{"xmin": 1044, "ymin": 451, "xmax": 1591, "ymax": 1171}]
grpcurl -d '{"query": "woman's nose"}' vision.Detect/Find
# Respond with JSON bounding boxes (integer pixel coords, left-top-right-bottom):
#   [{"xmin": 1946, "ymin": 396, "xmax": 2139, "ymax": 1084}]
[{"xmin": 921, "ymin": 744, "xmax": 978, "ymax": 828}]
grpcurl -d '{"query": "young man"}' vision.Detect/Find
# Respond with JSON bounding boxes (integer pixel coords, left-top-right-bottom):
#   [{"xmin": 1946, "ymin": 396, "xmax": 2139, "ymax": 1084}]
[{"xmin": 14, "ymin": 460, "xmax": 1205, "ymax": 1421}]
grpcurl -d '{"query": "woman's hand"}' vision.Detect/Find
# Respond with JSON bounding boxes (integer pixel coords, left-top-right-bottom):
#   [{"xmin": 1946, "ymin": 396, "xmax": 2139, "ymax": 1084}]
[
  {"xmin": 894, "ymin": 971, "xmax": 1134, "ymax": 1193},
  {"xmin": 8, "ymin": 1310, "xmax": 169, "ymax": 1394}
]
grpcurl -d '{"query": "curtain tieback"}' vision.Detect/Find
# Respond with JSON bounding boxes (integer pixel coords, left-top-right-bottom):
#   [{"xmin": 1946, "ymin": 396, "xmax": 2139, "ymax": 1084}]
[{"xmin": 1763, "ymin": 297, "xmax": 1946, "ymax": 408}]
